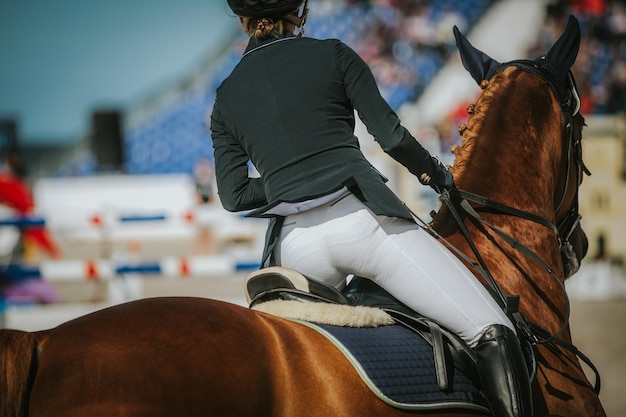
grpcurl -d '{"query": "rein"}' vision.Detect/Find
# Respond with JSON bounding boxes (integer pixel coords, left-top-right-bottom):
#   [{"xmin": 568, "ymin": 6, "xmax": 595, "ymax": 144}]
[
  {"xmin": 438, "ymin": 187, "xmax": 569, "ymax": 344},
  {"xmin": 410, "ymin": 189, "xmax": 601, "ymax": 394}
]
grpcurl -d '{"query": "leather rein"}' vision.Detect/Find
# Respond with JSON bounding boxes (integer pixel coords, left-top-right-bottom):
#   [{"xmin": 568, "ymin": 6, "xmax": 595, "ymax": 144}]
[{"xmin": 416, "ymin": 61, "xmax": 600, "ymax": 393}]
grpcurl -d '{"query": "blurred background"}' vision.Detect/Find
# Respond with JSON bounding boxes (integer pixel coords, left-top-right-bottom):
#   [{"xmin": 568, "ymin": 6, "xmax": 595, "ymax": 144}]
[{"xmin": 1, "ymin": 0, "xmax": 625, "ymax": 415}]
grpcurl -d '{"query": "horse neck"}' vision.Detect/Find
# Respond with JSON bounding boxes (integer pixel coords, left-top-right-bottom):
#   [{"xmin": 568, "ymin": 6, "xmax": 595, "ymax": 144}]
[
  {"xmin": 444, "ymin": 72, "xmax": 570, "ymax": 332},
  {"xmin": 452, "ymin": 72, "xmax": 564, "ymax": 220}
]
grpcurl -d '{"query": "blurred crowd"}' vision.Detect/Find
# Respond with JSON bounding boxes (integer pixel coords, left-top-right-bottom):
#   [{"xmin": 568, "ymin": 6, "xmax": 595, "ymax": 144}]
[
  {"xmin": 277, "ymin": 0, "xmax": 491, "ymax": 109},
  {"xmin": 213, "ymin": 0, "xmax": 491, "ymax": 108},
  {"xmin": 123, "ymin": 0, "xmax": 626, "ymax": 181},
  {"xmin": 528, "ymin": 0, "xmax": 626, "ymax": 115},
  {"xmin": 308, "ymin": 0, "xmax": 626, "ymax": 116},
  {"xmin": 65, "ymin": 0, "xmax": 626, "ymax": 176}
]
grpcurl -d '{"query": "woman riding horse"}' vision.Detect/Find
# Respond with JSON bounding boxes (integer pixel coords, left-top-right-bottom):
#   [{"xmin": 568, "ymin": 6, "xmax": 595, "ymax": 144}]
[
  {"xmin": 0, "ymin": 9, "xmax": 604, "ymax": 417},
  {"xmin": 211, "ymin": 1, "xmax": 530, "ymax": 416}
]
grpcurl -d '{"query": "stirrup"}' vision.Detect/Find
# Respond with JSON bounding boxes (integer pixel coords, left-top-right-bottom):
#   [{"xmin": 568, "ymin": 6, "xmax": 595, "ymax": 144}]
[{"xmin": 244, "ymin": 266, "xmax": 350, "ymax": 306}]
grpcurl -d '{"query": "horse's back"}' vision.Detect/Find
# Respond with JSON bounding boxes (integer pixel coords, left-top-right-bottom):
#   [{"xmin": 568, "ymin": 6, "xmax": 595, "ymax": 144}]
[
  {"xmin": 29, "ymin": 297, "xmax": 434, "ymax": 417},
  {"xmin": 31, "ymin": 297, "xmax": 274, "ymax": 416}
]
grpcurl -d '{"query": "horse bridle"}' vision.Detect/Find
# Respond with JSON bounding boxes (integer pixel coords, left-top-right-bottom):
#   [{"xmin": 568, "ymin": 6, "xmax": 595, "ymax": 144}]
[
  {"xmin": 498, "ymin": 60, "xmax": 590, "ymax": 238},
  {"xmin": 448, "ymin": 65, "xmax": 589, "ymax": 269},
  {"xmin": 439, "ymin": 60, "xmax": 590, "ymax": 301},
  {"xmin": 425, "ymin": 61, "xmax": 601, "ymax": 392}
]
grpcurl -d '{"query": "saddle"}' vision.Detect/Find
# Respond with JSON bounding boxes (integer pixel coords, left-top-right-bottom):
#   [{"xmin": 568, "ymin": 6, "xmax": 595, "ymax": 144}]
[{"xmin": 245, "ymin": 267, "xmax": 492, "ymax": 412}]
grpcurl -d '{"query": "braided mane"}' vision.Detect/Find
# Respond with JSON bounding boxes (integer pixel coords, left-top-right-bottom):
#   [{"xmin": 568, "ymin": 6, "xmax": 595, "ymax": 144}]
[{"xmin": 449, "ymin": 67, "xmax": 559, "ymax": 202}]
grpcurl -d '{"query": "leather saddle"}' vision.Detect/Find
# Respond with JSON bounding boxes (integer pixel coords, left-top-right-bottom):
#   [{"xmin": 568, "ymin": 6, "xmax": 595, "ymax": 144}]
[{"xmin": 245, "ymin": 267, "xmax": 483, "ymax": 391}]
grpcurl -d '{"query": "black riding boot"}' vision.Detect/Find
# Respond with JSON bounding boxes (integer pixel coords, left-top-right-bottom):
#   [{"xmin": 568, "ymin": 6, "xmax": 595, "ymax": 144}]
[{"xmin": 475, "ymin": 324, "xmax": 533, "ymax": 417}]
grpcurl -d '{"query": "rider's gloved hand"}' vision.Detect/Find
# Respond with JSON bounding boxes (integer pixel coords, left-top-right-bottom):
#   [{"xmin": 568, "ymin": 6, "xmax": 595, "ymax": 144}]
[{"xmin": 418, "ymin": 155, "xmax": 455, "ymax": 193}]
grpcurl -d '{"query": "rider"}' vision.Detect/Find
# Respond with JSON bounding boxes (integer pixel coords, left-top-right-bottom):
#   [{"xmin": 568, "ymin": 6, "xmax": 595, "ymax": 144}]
[{"xmin": 212, "ymin": 1, "xmax": 532, "ymax": 416}]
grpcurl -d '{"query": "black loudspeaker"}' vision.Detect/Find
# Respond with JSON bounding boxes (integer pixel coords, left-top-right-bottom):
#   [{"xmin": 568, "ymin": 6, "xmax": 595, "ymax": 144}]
[
  {"xmin": 90, "ymin": 110, "xmax": 125, "ymax": 172},
  {"xmin": 0, "ymin": 118, "xmax": 27, "ymax": 178},
  {"xmin": 0, "ymin": 118, "xmax": 18, "ymax": 154}
]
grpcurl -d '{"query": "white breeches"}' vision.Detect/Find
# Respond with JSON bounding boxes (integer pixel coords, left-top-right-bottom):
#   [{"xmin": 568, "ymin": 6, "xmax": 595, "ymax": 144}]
[{"xmin": 274, "ymin": 192, "xmax": 514, "ymax": 347}]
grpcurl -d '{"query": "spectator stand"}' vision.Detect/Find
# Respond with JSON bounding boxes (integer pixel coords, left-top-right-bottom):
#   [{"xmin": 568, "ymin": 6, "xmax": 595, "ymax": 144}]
[{"xmin": 56, "ymin": 0, "xmax": 495, "ymax": 179}]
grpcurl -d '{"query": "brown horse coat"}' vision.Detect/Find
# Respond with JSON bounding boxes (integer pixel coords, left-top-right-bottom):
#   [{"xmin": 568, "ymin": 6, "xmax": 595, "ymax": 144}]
[{"xmin": 3, "ymin": 297, "xmax": 471, "ymax": 417}]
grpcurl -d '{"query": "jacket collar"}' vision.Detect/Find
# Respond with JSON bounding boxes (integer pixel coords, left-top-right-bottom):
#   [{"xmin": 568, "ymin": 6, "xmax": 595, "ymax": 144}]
[{"xmin": 243, "ymin": 32, "xmax": 297, "ymax": 58}]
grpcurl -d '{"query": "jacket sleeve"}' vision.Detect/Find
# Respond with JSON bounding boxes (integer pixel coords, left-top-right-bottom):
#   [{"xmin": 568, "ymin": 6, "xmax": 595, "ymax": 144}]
[
  {"xmin": 335, "ymin": 41, "xmax": 435, "ymax": 179},
  {"xmin": 210, "ymin": 104, "xmax": 267, "ymax": 212}
]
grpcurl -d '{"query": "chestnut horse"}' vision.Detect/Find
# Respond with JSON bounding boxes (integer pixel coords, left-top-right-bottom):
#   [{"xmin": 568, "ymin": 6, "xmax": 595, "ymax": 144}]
[{"xmin": 0, "ymin": 17, "xmax": 605, "ymax": 417}]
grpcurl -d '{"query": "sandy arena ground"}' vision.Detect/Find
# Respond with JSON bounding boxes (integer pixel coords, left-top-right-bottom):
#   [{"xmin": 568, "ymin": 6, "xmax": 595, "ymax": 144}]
[
  {"xmin": 3, "ymin": 274, "xmax": 625, "ymax": 417},
  {"xmin": 569, "ymin": 299, "xmax": 626, "ymax": 417}
]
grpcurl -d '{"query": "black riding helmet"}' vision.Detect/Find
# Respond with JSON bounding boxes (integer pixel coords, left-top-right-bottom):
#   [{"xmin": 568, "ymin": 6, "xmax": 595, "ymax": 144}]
[{"xmin": 227, "ymin": 0, "xmax": 304, "ymax": 18}]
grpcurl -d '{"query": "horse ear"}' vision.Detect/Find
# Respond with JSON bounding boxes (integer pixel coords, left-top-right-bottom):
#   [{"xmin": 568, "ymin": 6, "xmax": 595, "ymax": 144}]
[
  {"xmin": 454, "ymin": 25, "xmax": 500, "ymax": 85},
  {"xmin": 544, "ymin": 15, "xmax": 581, "ymax": 76}
]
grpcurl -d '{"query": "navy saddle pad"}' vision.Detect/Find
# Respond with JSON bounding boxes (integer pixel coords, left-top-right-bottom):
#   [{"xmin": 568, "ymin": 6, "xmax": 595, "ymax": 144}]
[{"xmin": 301, "ymin": 321, "xmax": 490, "ymax": 413}]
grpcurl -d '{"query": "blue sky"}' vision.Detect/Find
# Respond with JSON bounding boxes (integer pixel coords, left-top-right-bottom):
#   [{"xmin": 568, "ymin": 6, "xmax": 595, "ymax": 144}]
[{"xmin": 0, "ymin": 1, "xmax": 238, "ymax": 144}]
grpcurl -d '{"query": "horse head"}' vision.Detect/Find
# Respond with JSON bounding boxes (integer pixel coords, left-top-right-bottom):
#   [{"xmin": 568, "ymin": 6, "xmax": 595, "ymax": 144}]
[{"xmin": 438, "ymin": 15, "xmax": 589, "ymax": 280}]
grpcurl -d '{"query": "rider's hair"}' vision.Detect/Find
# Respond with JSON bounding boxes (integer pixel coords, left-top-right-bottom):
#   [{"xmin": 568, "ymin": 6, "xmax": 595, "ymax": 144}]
[{"xmin": 242, "ymin": 16, "xmax": 286, "ymax": 40}]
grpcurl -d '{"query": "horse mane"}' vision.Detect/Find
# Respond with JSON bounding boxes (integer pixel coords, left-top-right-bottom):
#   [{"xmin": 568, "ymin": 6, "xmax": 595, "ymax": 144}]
[
  {"xmin": 451, "ymin": 68, "xmax": 557, "ymax": 187},
  {"xmin": 450, "ymin": 78, "xmax": 500, "ymax": 182}
]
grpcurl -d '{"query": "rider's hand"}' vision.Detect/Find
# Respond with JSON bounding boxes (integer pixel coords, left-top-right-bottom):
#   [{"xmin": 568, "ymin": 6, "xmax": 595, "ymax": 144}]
[{"xmin": 418, "ymin": 156, "xmax": 455, "ymax": 193}]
